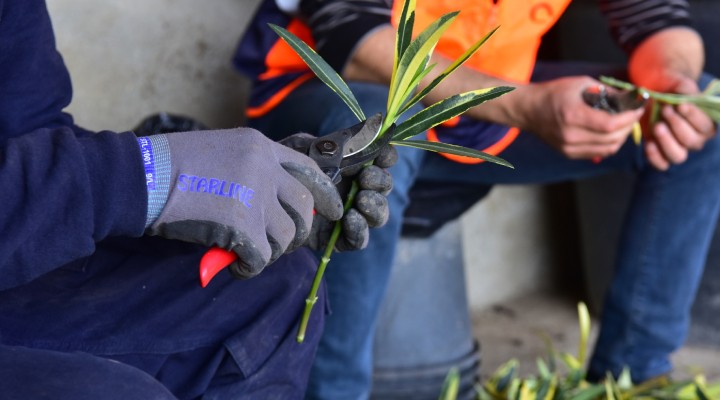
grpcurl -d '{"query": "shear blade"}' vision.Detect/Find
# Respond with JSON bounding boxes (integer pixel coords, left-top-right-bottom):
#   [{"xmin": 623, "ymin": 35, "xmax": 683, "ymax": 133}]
[{"xmin": 342, "ymin": 113, "xmax": 383, "ymax": 157}]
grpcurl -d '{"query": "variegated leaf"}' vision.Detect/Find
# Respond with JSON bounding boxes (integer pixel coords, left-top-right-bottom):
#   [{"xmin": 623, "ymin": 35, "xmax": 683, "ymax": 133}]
[
  {"xmin": 269, "ymin": 24, "xmax": 366, "ymax": 122},
  {"xmin": 392, "ymin": 87, "xmax": 513, "ymax": 141},
  {"xmin": 391, "ymin": 139, "xmax": 512, "ymax": 168}
]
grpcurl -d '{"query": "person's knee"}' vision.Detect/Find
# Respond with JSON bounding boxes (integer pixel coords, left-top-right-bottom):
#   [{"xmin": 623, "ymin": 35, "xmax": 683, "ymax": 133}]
[{"xmin": 0, "ymin": 345, "xmax": 176, "ymax": 400}]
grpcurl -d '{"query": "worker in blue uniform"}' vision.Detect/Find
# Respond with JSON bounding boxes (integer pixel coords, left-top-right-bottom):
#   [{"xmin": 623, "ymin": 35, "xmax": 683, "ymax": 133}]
[{"xmin": 0, "ymin": 0, "xmax": 394, "ymax": 398}]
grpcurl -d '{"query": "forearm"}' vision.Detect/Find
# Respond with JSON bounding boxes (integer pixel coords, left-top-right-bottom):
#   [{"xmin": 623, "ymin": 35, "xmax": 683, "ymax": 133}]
[
  {"xmin": 598, "ymin": 0, "xmax": 700, "ymax": 87},
  {"xmin": 343, "ymin": 24, "xmax": 536, "ymax": 129},
  {"xmin": 600, "ymin": 0, "xmax": 692, "ymax": 53},
  {"xmin": 0, "ymin": 127, "xmax": 147, "ymax": 289},
  {"xmin": 628, "ymin": 27, "xmax": 704, "ymax": 89}
]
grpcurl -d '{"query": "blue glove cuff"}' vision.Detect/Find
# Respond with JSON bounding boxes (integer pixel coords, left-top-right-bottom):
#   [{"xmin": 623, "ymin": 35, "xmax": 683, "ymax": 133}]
[{"xmin": 137, "ymin": 134, "xmax": 172, "ymax": 227}]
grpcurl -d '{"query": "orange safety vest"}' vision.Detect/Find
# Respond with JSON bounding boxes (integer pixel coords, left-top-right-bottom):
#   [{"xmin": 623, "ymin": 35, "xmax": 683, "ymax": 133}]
[
  {"xmin": 246, "ymin": 19, "xmax": 317, "ymax": 119},
  {"xmin": 392, "ymin": 0, "xmax": 571, "ymax": 83},
  {"xmin": 244, "ymin": 0, "xmax": 572, "ymax": 162},
  {"xmin": 391, "ymin": 0, "xmax": 571, "ymax": 163}
]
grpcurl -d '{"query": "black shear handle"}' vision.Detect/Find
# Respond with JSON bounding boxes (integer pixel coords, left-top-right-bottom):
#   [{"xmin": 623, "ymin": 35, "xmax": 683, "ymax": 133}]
[
  {"xmin": 307, "ymin": 129, "xmax": 355, "ymax": 184},
  {"xmin": 278, "ymin": 131, "xmax": 351, "ymax": 183},
  {"xmin": 582, "ymin": 85, "xmax": 647, "ymax": 114}
]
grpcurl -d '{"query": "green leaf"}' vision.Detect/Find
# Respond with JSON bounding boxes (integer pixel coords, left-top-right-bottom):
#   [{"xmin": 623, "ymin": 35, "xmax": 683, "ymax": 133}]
[
  {"xmin": 395, "ymin": 60, "xmax": 436, "ymax": 115},
  {"xmin": 558, "ymin": 352, "xmax": 581, "ymax": 371},
  {"xmin": 475, "ymin": 386, "xmax": 494, "ymax": 400},
  {"xmin": 438, "ymin": 368, "xmax": 460, "ymax": 400},
  {"xmin": 600, "ymin": 75, "xmax": 720, "ymax": 123},
  {"xmin": 398, "ymin": 26, "xmax": 500, "ymax": 116},
  {"xmin": 519, "ymin": 381, "xmax": 536, "ymax": 400},
  {"xmin": 391, "ymin": 139, "xmax": 513, "ymax": 168},
  {"xmin": 617, "ymin": 367, "xmax": 632, "ymax": 391},
  {"xmin": 269, "ymin": 24, "xmax": 366, "ymax": 122},
  {"xmin": 392, "ymin": 87, "xmax": 514, "ymax": 141},
  {"xmin": 695, "ymin": 376, "xmax": 711, "ymax": 400},
  {"xmin": 395, "ymin": 0, "xmax": 416, "ymax": 71},
  {"xmin": 567, "ymin": 384, "xmax": 606, "ymax": 400},
  {"xmin": 677, "ymin": 381, "xmax": 699, "ymax": 400},
  {"xmin": 599, "ymin": 76, "xmax": 636, "ymax": 91},
  {"xmin": 707, "ymin": 381, "xmax": 720, "ymax": 397},
  {"xmin": 535, "ymin": 377, "xmax": 557, "ymax": 400},
  {"xmin": 650, "ymin": 100, "xmax": 661, "ymax": 125},
  {"xmin": 703, "ymin": 78, "xmax": 720, "ymax": 96},
  {"xmin": 508, "ymin": 378, "xmax": 522, "ymax": 400},
  {"xmin": 577, "ymin": 302, "xmax": 591, "ymax": 365},
  {"xmin": 387, "ymin": 11, "xmax": 459, "ymax": 120},
  {"xmin": 484, "ymin": 359, "xmax": 519, "ymax": 396},
  {"xmin": 564, "ymin": 368, "xmax": 585, "ymax": 388},
  {"xmin": 536, "ymin": 358, "xmax": 551, "ymax": 380},
  {"xmin": 604, "ymin": 379, "xmax": 617, "ymax": 400},
  {"xmin": 605, "ymin": 373, "xmax": 623, "ymax": 400},
  {"xmin": 627, "ymin": 376, "xmax": 675, "ymax": 398}
]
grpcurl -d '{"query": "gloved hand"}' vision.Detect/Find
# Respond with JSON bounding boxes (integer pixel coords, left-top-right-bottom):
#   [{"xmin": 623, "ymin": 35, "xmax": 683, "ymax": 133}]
[
  {"xmin": 305, "ymin": 143, "xmax": 397, "ymax": 252},
  {"xmin": 137, "ymin": 128, "xmax": 344, "ymax": 279}
]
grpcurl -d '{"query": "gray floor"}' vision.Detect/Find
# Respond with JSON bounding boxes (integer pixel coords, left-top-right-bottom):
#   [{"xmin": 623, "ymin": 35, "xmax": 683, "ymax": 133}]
[{"xmin": 471, "ymin": 292, "xmax": 720, "ymax": 383}]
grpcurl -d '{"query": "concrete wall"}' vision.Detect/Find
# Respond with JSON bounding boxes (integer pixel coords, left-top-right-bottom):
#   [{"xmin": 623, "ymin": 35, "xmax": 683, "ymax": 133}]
[
  {"xmin": 47, "ymin": 0, "xmax": 259, "ymax": 131},
  {"xmin": 461, "ymin": 186, "xmax": 561, "ymax": 310},
  {"xmin": 47, "ymin": 0, "xmax": 561, "ymax": 311}
]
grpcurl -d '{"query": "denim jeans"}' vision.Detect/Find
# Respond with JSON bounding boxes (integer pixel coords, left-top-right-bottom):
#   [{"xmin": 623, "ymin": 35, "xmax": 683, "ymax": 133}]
[{"xmin": 251, "ymin": 63, "xmax": 720, "ymax": 398}]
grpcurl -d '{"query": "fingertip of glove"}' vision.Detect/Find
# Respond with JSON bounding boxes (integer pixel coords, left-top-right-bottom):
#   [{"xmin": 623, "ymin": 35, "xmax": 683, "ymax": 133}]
[
  {"xmin": 227, "ymin": 246, "xmax": 268, "ymax": 280},
  {"xmin": 355, "ymin": 190, "xmax": 389, "ymax": 227},
  {"xmin": 358, "ymin": 165, "xmax": 393, "ymax": 194},
  {"xmin": 316, "ymin": 178, "xmax": 343, "ymax": 221},
  {"xmin": 307, "ymin": 214, "xmax": 333, "ymax": 251},
  {"xmin": 375, "ymin": 145, "xmax": 398, "ymax": 169},
  {"xmin": 340, "ymin": 209, "xmax": 369, "ymax": 251},
  {"xmin": 281, "ymin": 162, "xmax": 343, "ymax": 221},
  {"xmin": 228, "ymin": 260, "xmax": 262, "ymax": 280}
]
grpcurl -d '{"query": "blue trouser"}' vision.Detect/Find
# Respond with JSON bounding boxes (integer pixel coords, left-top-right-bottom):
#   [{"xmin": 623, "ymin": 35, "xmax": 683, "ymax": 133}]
[
  {"xmin": 251, "ymin": 62, "xmax": 720, "ymax": 398},
  {"xmin": 0, "ymin": 236, "xmax": 326, "ymax": 399},
  {"xmin": 0, "ymin": 345, "xmax": 177, "ymax": 400}
]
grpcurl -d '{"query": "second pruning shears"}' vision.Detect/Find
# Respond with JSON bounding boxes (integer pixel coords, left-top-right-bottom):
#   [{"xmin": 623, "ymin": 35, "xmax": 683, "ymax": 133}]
[
  {"xmin": 582, "ymin": 84, "xmax": 649, "ymax": 145},
  {"xmin": 198, "ymin": 113, "xmax": 388, "ymax": 287}
]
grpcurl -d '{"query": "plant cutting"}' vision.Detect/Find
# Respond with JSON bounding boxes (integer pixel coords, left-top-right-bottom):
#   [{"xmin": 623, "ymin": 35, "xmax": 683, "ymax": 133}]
[
  {"xmin": 269, "ymin": 0, "xmax": 516, "ymax": 342},
  {"xmin": 600, "ymin": 75, "xmax": 720, "ymax": 140},
  {"xmin": 467, "ymin": 302, "xmax": 720, "ymax": 400}
]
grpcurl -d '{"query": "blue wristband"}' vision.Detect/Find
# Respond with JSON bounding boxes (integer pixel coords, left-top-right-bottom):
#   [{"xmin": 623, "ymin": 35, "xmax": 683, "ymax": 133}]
[{"xmin": 137, "ymin": 135, "xmax": 172, "ymax": 227}]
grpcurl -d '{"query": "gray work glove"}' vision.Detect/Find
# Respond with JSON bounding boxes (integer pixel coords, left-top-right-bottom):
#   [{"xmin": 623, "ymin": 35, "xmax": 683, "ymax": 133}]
[
  {"xmin": 305, "ymin": 143, "xmax": 397, "ymax": 252},
  {"xmin": 137, "ymin": 128, "xmax": 343, "ymax": 279}
]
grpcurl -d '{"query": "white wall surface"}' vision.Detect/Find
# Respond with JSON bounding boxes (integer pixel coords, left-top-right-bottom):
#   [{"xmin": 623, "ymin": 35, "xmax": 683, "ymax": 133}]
[
  {"xmin": 461, "ymin": 186, "xmax": 556, "ymax": 310},
  {"xmin": 47, "ymin": 0, "xmax": 261, "ymax": 131}
]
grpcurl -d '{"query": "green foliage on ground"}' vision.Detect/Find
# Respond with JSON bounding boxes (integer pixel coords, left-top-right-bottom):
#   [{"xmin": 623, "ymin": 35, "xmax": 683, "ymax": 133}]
[{"xmin": 437, "ymin": 303, "xmax": 720, "ymax": 400}]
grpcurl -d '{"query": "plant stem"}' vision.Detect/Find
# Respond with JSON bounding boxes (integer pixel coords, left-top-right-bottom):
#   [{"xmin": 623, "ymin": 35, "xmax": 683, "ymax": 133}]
[{"xmin": 296, "ymin": 180, "xmax": 361, "ymax": 343}]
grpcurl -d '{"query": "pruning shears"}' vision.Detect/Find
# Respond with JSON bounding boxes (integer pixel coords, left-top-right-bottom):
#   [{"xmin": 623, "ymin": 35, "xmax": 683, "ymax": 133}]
[
  {"xmin": 582, "ymin": 84, "xmax": 648, "ymax": 115},
  {"xmin": 198, "ymin": 113, "xmax": 387, "ymax": 287},
  {"xmin": 582, "ymin": 84, "xmax": 649, "ymax": 163}
]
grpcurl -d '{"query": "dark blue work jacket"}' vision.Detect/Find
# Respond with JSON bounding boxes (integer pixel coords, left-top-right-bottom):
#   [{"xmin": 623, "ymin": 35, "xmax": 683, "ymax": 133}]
[{"xmin": 0, "ymin": 1, "xmax": 323, "ymax": 398}]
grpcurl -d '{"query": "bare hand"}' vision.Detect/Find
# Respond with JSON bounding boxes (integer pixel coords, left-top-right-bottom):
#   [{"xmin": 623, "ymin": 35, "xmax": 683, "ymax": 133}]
[
  {"xmin": 640, "ymin": 75, "xmax": 716, "ymax": 170},
  {"xmin": 524, "ymin": 76, "xmax": 644, "ymax": 160}
]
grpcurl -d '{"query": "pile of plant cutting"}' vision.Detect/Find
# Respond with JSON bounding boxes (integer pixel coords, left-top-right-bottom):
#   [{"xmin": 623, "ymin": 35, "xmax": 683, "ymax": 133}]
[{"xmin": 435, "ymin": 303, "xmax": 720, "ymax": 400}]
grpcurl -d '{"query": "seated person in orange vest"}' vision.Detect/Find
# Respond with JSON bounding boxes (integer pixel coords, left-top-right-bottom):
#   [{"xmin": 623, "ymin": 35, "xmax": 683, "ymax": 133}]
[
  {"xmin": 233, "ymin": 0, "xmax": 720, "ymax": 397},
  {"xmin": 0, "ymin": 1, "xmax": 396, "ymax": 398}
]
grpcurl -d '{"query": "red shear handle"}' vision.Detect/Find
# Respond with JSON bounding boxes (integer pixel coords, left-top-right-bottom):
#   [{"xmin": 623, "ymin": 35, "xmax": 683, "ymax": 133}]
[
  {"xmin": 199, "ymin": 247, "xmax": 238, "ymax": 287},
  {"xmin": 199, "ymin": 210, "xmax": 316, "ymax": 287}
]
